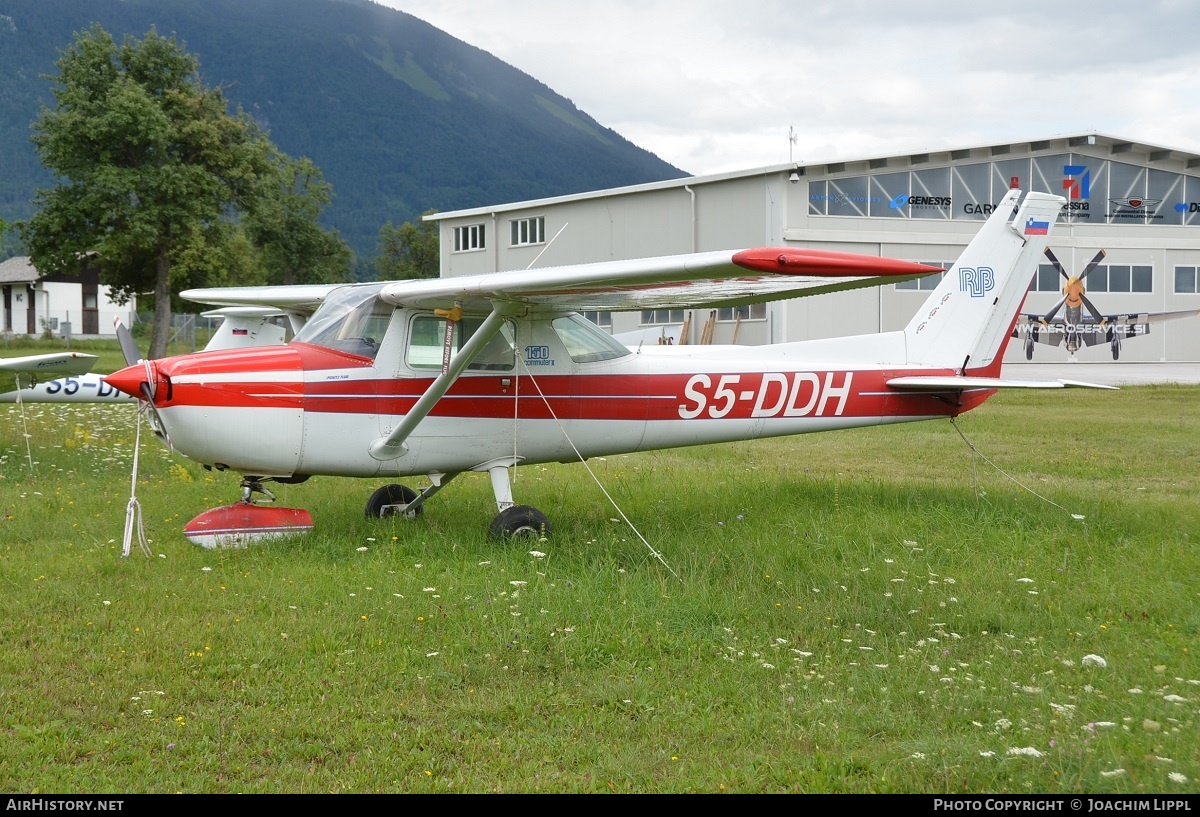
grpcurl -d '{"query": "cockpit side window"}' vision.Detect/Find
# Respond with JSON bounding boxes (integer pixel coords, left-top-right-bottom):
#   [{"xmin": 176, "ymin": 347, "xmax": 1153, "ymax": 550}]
[
  {"xmin": 293, "ymin": 284, "xmax": 392, "ymax": 360},
  {"xmin": 406, "ymin": 316, "xmax": 516, "ymax": 371}
]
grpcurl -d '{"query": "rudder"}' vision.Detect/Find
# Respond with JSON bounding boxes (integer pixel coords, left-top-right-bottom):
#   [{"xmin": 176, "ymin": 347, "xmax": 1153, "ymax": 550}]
[{"xmin": 903, "ymin": 189, "xmax": 1065, "ymax": 373}]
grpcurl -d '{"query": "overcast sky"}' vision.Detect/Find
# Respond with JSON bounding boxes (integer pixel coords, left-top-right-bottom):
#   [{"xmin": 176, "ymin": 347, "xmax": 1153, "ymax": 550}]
[{"xmin": 376, "ymin": 0, "xmax": 1200, "ymax": 177}]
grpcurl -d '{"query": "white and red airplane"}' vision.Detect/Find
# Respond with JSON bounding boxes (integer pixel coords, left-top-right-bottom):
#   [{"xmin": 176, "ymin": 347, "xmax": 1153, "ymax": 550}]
[
  {"xmin": 0, "ymin": 308, "xmax": 287, "ymax": 404},
  {"xmin": 1, "ymin": 350, "xmax": 97, "ymax": 393},
  {"xmin": 105, "ymin": 189, "xmax": 1109, "ymax": 547}
]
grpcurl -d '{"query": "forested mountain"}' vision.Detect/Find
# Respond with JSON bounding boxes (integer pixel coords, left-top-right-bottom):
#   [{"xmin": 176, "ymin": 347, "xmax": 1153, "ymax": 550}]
[{"xmin": 0, "ymin": 0, "xmax": 686, "ymax": 260}]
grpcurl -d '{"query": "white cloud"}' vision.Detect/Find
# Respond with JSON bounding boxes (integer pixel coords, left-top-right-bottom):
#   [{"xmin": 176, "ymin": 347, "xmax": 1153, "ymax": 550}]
[{"xmin": 378, "ymin": 0, "xmax": 1200, "ymax": 174}]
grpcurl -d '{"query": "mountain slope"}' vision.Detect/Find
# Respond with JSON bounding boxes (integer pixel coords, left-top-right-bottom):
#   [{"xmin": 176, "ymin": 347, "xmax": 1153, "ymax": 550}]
[{"xmin": 0, "ymin": 0, "xmax": 686, "ymax": 259}]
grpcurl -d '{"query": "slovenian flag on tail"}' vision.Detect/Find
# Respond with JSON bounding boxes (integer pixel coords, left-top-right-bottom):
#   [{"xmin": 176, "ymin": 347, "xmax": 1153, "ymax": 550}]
[{"xmin": 1024, "ymin": 217, "xmax": 1050, "ymax": 235}]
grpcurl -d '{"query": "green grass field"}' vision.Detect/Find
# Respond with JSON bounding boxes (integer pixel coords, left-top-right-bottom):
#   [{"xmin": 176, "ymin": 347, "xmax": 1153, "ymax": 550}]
[{"xmin": 1, "ymin": 385, "xmax": 1197, "ymax": 793}]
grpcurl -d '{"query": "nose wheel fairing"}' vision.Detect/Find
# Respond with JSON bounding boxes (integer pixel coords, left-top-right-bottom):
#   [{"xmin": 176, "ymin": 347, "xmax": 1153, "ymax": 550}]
[{"xmin": 183, "ymin": 478, "xmax": 313, "ymax": 549}]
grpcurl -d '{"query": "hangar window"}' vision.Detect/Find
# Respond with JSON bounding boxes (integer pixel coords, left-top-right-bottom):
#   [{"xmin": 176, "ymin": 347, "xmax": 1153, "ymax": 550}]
[
  {"xmin": 641, "ymin": 309, "xmax": 686, "ymax": 325},
  {"xmin": 895, "ymin": 262, "xmax": 949, "ymax": 291},
  {"xmin": 1175, "ymin": 266, "xmax": 1199, "ymax": 294},
  {"xmin": 718, "ymin": 304, "xmax": 766, "ymax": 321},
  {"xmin": 453, "ymin": 223, "xmax": 486, "ymax": 253},
  {"xmin": 581, "ymin": 310, "xmax": 612, "ymax": 329},
  {"xmin": 510, "ymin": 217, "xmax": 545, "ymax": 246},
  {"xmin": 1086, "ymin": 265, "xmax": 1152, "ymax": 293},
  {"xmin": 1033, "ymin": 264, "xmax": 1061, "ymax": 292}
]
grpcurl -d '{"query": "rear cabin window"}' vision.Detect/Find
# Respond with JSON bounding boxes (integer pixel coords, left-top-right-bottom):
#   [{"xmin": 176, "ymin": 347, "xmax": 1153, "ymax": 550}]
[{"xmin": 551, "ymin": 314, "xmax": 632, "ymax": 363}]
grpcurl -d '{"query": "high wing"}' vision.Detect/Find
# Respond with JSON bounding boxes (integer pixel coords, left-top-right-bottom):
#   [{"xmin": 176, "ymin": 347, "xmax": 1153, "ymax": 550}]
[
  {"xmin": 0, "ymin": 351, "xmax": 97, "ymax": 381},
  {"xmin": 1014, "ymin": 308, "xmax": 1200, "ymax": 349},
  {"xmin": 182, "ymin": 248, "xmax": 941, "ymax": 315}
]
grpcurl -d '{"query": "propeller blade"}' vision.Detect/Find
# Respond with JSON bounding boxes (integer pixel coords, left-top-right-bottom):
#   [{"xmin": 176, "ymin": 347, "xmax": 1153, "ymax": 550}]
[
  {"xmin": 1043, "ymin": 247, "xmax": 1068, "ymax": 279},
  {"xmin": 1043, "ymin": 297, "xmax": 1067, "ymax": 323},
  {"xmin": 113, "ymin": 318, "xmax": 144, "ymax": 367},
  {"xmin": 1079, "ymin": 249, "xmax": 1107, "ymax": 280},
  {"xmin": 1081, "ymin": 294, "xmax": 1106, "ymax": 323}
]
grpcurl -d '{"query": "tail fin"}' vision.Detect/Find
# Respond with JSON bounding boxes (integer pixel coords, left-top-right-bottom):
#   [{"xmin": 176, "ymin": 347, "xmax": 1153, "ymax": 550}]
[{"xmin": 903, "ymin": 189, "xmax": 1065, "ymax": 374}]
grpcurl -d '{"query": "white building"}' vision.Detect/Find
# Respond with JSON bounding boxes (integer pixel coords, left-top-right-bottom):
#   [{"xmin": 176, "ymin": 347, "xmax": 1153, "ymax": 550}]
[
  {"xmin": 427, "ymin": 132, "xmax": 1200, "ymax": 363},
  {"xmin": 0, "ymin": 256, "xmax": 133, "ymax": 338}
]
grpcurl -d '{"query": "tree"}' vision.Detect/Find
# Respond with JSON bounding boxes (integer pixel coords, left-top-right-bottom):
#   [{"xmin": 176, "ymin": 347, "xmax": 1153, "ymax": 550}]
[
  {"xmin": 243, "ymin": 154, "xmax": 352, "ymax": 286},
  {"xmin": 375, "ymin": 210, "xmax": 440, "ymax": 281},
  {"xmin": 18, "ymin": 24, "xmax": 275, "ymax": 358}
]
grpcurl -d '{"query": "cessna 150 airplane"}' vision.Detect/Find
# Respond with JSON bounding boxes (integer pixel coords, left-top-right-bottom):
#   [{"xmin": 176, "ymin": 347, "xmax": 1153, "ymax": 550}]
[{"xmin": 105, "ymin": 189, "xmax": 1108, "ymax": 547}]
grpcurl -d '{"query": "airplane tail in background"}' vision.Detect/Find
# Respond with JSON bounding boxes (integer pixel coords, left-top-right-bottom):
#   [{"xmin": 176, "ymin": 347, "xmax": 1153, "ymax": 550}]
[{"xmin": 903, "ymin": 189, "xmax": 1065, "ymax": 375}]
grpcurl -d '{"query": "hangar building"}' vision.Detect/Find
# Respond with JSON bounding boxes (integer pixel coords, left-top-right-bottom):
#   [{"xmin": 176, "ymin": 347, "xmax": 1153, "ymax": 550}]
[{"xmin": 427, "ymin": 132, "xmax": 1200, "ymax": 364}]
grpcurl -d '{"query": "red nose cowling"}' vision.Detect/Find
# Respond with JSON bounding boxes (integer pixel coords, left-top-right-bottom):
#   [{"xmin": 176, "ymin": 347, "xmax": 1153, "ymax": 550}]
[{"xmin": 105, "ymin": 362, "xmax": 154, "ymax": 401}]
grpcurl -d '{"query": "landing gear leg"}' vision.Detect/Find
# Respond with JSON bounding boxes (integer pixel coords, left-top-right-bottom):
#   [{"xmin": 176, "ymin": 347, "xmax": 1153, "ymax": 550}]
[
  {"xmin": 240, "ymin": 477, "xmax": 277, "ymax": 505},
  {"xmin": 364, "ymin": 472, "xmax": 460, "ymax": 519},
  {"xmin": 486, "ymin": 464, "xmax": 551, "ymax": 539}
]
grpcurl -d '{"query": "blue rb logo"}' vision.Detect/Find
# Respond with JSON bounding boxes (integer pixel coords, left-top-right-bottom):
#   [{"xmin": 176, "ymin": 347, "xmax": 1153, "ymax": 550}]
[{"xmin": 959, "ymin": 267, "xmax": 995, "ymax": 298}]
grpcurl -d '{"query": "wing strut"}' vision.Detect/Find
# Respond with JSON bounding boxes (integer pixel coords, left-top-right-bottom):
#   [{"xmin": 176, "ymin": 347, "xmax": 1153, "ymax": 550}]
[{"xmin": 367, "ymin": 302, "xmax": 518, "ymax": 461}]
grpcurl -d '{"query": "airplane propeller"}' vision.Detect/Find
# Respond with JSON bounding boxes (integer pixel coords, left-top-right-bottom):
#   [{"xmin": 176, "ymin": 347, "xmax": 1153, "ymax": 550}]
[
  {"xmin": 1040, "ymin": 248, "xmax": 1108, "ymax": 323},
  {"xmin": 112, "ymin": 318, "xmax": 169, "ymax": 440},
  {"xmin": 115, "ymin": 317, "xmax": 144, "ymax": 370}
]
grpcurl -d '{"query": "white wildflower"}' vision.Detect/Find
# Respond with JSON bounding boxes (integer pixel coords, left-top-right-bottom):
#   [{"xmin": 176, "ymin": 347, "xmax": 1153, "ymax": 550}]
[
  {"xmin": 1169, "ymin": 772, "xmax": 1189, "ymax": 784},
  {"xmin": 510, "ymin": 580, "xmax": 527, "ymax": 587},
  {"xmin": 1100, "ymin": 769, "xmax": 1127, "ymax": 778},
  {"xmin": 1007, "ymin": 747, "xmax": 1043, "ymax": 758},
  {"xmin": 1081, "ymin": 654, "xmax": 1107, "ymax": 668},
  {"xmin": 979, "ymin": 750, "xmax": 996, "ymax": 758},
  {"xmin": 528, "ymin": 550, "xmax": 546, "ymax": 558}
]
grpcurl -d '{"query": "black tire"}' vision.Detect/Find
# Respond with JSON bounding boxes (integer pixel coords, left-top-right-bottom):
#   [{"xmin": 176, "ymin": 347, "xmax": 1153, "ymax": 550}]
[
  {"xmin": 365, "ymin": 484, "xmax": 421, "ymax": 519},
  {"xmin": 488, "ymin": 505, "xmax": 551, "ymax": 540}
]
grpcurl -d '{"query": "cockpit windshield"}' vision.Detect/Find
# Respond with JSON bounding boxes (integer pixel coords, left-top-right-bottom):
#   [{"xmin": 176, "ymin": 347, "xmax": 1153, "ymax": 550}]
[{"xmin": 293, "ymin": 283, "xmax": 392, "ymax": 360}]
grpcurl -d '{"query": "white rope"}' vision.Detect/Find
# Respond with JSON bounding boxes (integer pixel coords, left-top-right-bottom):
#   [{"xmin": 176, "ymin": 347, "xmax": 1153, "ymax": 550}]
[
  {"xmin": 122, "ymin": 405, "xmax": 152, "ymax": 557},
  {"xmin": 15, "ymin": 380, "xmax": 34, "ymax": 471},
  {"xmin": 512, "ymin": 321, "xmax": 520, "ymax": 487},
  {"xmin": 950, "ymin": 417, "xmax": 1085, "ymax": 520},
  {"xmin": 517, "ymin": 357, "xmax": 680, "ymax": 581}
]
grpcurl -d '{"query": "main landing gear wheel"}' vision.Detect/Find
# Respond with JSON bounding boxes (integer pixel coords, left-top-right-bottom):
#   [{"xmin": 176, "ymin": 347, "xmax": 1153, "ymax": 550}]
[
  {"xmin": 365, "ymin": 484, "xmax": 422, "ymax": 519},
  {"xmin": 488, "ymin": 505, "xmax": 552, "ymax": 540}
]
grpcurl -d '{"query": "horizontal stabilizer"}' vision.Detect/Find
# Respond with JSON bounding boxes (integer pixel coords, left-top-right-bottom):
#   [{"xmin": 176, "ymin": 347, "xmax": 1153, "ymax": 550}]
[{"xmin": 886, "ymin": 376, "xmax": 1118, "ymax": 391}]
